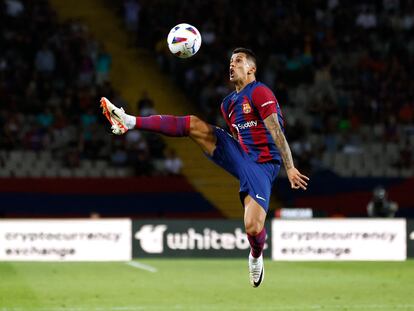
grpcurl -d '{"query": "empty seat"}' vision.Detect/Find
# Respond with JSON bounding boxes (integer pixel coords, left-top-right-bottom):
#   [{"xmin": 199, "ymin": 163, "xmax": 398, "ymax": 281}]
[
  {"xmin": 80, "ymin": 160, "xmax": 93, "ymax": 169},
  {"xmin": 103, "ymin": 168, "xmax": 117, "ymax": 177},
  {"xmin": 385, "ymin": 167, "xmax": 399, "ymax": 177},
  {"xmin": 0, "ymin": 168, "xmax": 11, "ymax": 177},
  {"xmin": 9, "ymin": 151, "xmax": 24, "ymax": 162},
  {"xmin": 44, "ymin": 168, "xmax": 58, "ymax": 177},
  {"xmin": 23, "ymin": 151, "xmax": 37, "ymax": 162},
  {"xmin": 27, "ymin": 167, "xmax": 44, "ymax": 177},
  {"xmin": 38, "ymin": 151, "xmax": 52, "ymax": 161},
  {"xmin": 13, "ymin": 169, "xmax": 29, "ymax": 177},
  {"xmin": 58, "ymin": 168, "xmax": 72, "ymax": 178},
  {"xmin": 384, "ymin": 143, "xmax": 399, "ymax": 162},
  {"xmin": 366, "ymin": 143, "xmax": 384, "ymax": 155},
  {"xmin": 73, "ymin": 168, "xmax": 88, "ymax": 177}
]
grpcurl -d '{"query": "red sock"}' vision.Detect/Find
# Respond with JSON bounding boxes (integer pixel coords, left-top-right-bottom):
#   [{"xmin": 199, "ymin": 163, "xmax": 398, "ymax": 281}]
[
  {"xmin": 247, "ymin": 227, "xmax": 266, "ymax": 258},
  {"xmin": 135, "ymin": 115, "xmax": 190, "ymax": 137}
]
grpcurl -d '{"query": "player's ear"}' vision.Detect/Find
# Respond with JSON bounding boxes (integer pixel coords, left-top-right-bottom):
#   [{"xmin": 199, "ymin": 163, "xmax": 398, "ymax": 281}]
[{"xmin": 248, "ymin": 65, "xmax": 256, "ymax": 75}]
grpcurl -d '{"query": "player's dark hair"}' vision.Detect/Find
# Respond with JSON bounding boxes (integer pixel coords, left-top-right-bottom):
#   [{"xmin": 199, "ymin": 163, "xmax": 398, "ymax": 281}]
[{"xmin": 232, "ymin": 47, "xmax": 257, "ymax": 67}]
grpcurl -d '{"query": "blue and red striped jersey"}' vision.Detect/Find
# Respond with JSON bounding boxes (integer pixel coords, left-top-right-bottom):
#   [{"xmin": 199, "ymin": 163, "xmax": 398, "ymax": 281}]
[{"xmin": 220, "ymin": 81, "xmax": 284, "ymax": 163}]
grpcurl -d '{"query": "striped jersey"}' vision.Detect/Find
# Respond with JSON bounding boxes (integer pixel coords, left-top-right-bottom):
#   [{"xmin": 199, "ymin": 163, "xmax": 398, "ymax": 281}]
[{"xmin": 220, "ymin": 80, "xmax": 284, "ymax": 163}]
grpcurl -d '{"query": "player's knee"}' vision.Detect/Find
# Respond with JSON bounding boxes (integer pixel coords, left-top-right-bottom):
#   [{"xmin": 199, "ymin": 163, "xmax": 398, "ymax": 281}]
[
  {"xmin": 188, "ymin": 115, "xmax": 216, "ymax": 154},
  {"xmin": 189, "ymin": 115, "xmax": 212, "ymax": 137},
  {"xmin": 245, "ymin": 220, "xmax": 263, "ymax": 236},
  {"xmin": 189, "ymin": 115, "xmax": 203, "ymax": 133}
]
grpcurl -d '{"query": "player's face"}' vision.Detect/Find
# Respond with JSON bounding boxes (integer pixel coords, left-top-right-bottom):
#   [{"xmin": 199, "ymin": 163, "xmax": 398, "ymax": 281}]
[{"xmin": 229, "ymin": 53, "xmax": 254, "ymax": 83}]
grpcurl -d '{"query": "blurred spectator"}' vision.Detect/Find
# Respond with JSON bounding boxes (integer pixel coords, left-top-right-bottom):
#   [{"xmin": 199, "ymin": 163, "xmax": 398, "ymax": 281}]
[
  {"xmin": 111, "ymin": 145, "xmax": 128, "ymax": 167},
  {"xmin": 131, "ymin": 147, "xmax": 153, "ymax": 176},
  {"xmin": 394, "ymin": 140, "xmax": 413, "ymax": 170},
  {"xmin": 37, "ymin": 108, "xmax": 54, "ymax": 129},
  {"xmin": 35, "ymin": 44, "xmax": 56, "ymax": 74},
  {"xmin": 123, "ymin": 0, "xmax": 141, "ymax": 47},
  {"xmin": 95, "ymin": 44, "xmax": 112, "ymax": 85},
  {"xmin": 137, "ymin": 91, "xmax": 157, "ymax": 116},
  {"xmin": 164, "ymin": 148, "xmax": 183, "ymax": 175},
  {"xmin": 90, "ymin": 211, "xmax": 101, "ymax": 219},
  {"xmin": 367, "ymin": 186, "xmax": 398, "ymax": 217},
  {"xmin": 78, "ymin": 50, "xmax": 95, "ymax": 86},
  {"xmin": 123, "ymin": 0, "xmax": 140, "ymax": 32},
  {"xmin": 5, "ymin": 0, "xmax": 24, "ymax": 17},
  {"xmin": 112, "ymin": 91, "xmax": 129, "ymax": 110},
  {"xmin": 398, "ymin": 102, "xmax": 414, "ymax": 124},
  {"xmin": 65, "ymin": 144, "xmax": 81, "ymax": 168},
  {"xmin": 355, "ymin": 7, "xmax": 377, "ymax": 29}
]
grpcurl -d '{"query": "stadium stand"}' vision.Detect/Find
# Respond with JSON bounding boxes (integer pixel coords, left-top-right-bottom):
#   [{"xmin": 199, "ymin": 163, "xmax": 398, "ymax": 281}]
[
  {"xmin": 1, "ymin": 0, "xmax": 413, "ymax": 218},
  {"xmin": 0, "ymin": 0, "xmax": 226, "ymax": 219},
  {"xmin": 0, "ymin": 0, "xmax": 175, "ymax": 178},
  {"xmin": 116, "ymin": 0, "xmax": 414, "ymax": 178}
]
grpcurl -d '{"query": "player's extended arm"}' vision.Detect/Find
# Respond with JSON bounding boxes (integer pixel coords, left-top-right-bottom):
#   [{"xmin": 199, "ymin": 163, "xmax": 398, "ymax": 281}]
[{"xmin": 264, "ymin": 113, "xmax": 309, "ymax": 190}]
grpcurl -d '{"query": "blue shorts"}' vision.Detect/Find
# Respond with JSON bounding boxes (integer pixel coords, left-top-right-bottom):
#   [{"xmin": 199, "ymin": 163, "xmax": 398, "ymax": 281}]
[{"xmin": 206, "ymin": 127, "xmax": 280, "ymax": 212}]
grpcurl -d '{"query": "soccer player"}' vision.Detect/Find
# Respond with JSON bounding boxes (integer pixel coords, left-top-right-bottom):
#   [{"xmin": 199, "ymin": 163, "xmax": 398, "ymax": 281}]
[{"xmin": 100, "ymin": 47, "xmax": 309, "ymax": 288}]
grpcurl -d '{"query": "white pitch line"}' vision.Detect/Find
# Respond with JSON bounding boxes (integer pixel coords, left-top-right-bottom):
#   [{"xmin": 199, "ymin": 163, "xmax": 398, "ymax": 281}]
[
  {"xmin": 2, "ymin": 305, "xmax": 414, "ymax": 311},
  {"xmin": 125, "ymin": 261, "xmax": 157, "ymax": 273}
]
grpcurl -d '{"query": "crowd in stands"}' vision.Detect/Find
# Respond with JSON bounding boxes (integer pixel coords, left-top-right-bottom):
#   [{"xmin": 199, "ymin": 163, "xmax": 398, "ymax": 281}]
[
  {"xmin": 118, "ymin": 0, "xmax": 414, "ymax": 177},
  {"xmin": 2, "ymin": 0, "xmax": 413, "ymax": 178},
  {"xmin": 0, "ymin": 0, "xmax": 182, "ymax": 177}
]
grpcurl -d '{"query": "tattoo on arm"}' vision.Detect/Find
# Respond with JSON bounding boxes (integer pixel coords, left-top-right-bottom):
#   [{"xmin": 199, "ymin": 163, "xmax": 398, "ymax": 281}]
[{"xmin": 264, "ymin": 113, "xmax": 294, "ymax": 170}]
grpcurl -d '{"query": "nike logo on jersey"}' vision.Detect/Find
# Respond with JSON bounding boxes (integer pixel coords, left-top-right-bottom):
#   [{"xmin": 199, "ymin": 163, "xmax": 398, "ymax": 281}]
[
  {"xmin": 256, "ymin": 194, "xmax": 266, "ymax": 201},
  {"xmin": 261, "ymin": 101, "xmax": 275, "ymax": 107},
  {"xmin": 228, "ymin": 110, "xmax": 234, "ymax": 118}
]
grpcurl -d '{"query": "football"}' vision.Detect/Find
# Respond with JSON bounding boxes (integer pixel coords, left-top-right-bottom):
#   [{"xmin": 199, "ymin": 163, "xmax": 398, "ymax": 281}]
[{"xmin": 167, "ymin": 23, "xmax": 202, "ymax": 58}]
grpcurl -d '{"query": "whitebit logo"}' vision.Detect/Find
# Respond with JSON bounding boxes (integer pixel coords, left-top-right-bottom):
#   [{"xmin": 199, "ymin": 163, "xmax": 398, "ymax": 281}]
[
  {"xmin": 135, "ymin": 225, "xmax": 167, "ymax": 253},
  {"xmin": 166, "ymin": 228, "xmax": 250, "ymax": 250}
]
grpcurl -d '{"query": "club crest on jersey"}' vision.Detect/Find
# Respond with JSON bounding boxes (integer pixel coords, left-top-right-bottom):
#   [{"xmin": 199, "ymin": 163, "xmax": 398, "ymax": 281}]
[{"xmin": 242, "ymin": 102, "xmax": 251, "ymax": 114}]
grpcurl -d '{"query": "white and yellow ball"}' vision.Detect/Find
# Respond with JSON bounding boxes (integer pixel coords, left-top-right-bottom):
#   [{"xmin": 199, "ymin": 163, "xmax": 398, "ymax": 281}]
[{"xmin": 167, "ymin": 23, "xmax": 202, "ymax": 58}]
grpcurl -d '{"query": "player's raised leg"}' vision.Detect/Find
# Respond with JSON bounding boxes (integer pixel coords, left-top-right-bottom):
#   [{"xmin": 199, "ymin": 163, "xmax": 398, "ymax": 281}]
[
  {"xmin": 244, "ymin": 195, "xmax": 267, "ymax": 288},
  {"xmin": 100, "ymin": 97, "xmax": 217, "ymax": 154}
]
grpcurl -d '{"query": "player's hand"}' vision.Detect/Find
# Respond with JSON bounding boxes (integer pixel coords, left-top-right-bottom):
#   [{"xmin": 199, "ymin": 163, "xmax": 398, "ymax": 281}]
[{"xmin": 287, "ymin": 167, "xmax": 309, "ymax": 190}]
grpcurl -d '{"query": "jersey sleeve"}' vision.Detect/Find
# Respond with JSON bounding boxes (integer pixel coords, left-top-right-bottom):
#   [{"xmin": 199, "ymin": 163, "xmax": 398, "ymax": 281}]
[{"xmin": 251, "ymin": 85, "xmax": 278, "ymax": 120}]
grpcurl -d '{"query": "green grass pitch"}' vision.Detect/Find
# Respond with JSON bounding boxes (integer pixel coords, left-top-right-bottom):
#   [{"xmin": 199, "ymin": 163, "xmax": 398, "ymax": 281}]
[{"xmin": 1, "ymin": 260, "xmax": 414, "ymax": 311}]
